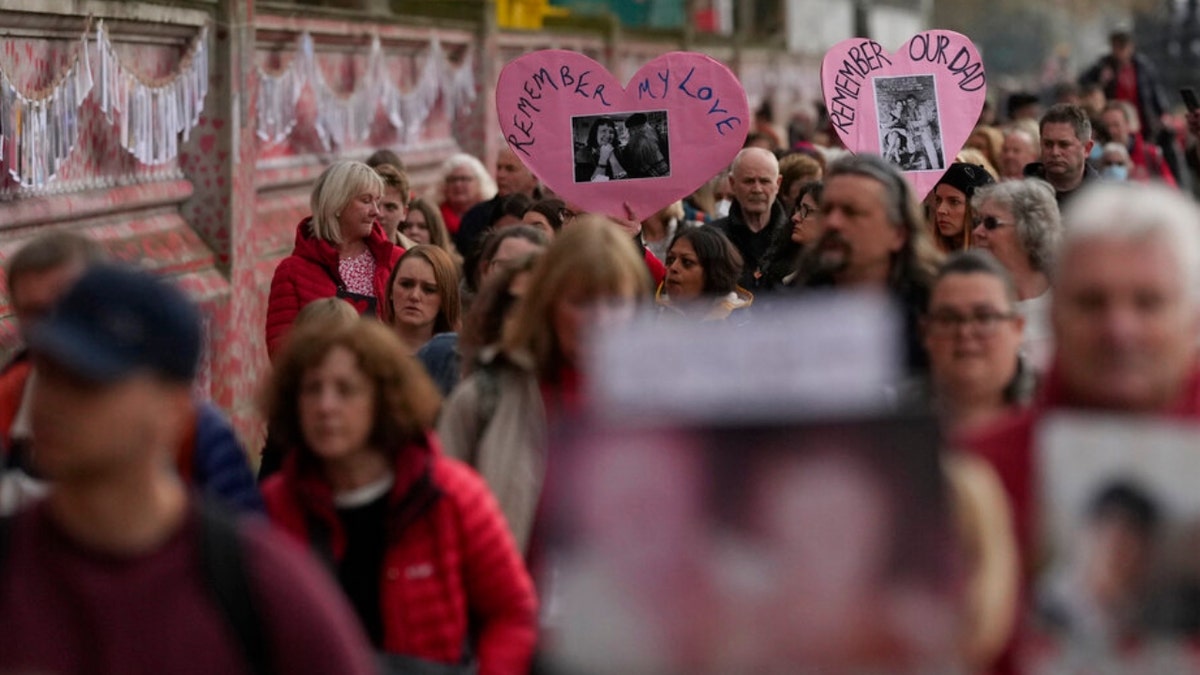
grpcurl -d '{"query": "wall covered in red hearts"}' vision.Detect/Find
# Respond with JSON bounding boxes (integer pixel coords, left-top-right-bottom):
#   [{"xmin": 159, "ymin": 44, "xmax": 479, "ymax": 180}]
[{"xmin": 0, "ymin": 1, "xmax": 816, "ymax": 453}]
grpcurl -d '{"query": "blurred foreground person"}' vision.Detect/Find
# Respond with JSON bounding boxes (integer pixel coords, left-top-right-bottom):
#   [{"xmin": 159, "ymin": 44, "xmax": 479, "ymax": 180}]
[
  {"xmin": 266, "ymin": 160, "xmax": 404, "ymax": 357},
  {"xmin": 920, "ymin": 251, "xmax": 1033, "ymax": 433},
  {"xmin": 262, "ymin": 318, "xmax": 536, "ymax": 673},
  {"xmin": 0, "ymin": 234, "xmax": 261, "ymax": 516},
  {"xmin": 656, "ymin": 227, "xmax": 752, "ymax": 323},
  {"xmin": 439, "ymin": 217, "xmax": 650, "ymax": 551},
  {"xmin": 964, "ymin": 182, "xmax": 1200, "ymax": 668},
  {"xmin": 0, "ymin": 264, "xmax": 376, "ymax": 675}
]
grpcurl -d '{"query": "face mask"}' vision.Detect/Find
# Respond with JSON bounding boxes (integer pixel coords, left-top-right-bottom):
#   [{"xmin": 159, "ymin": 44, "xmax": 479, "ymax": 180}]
[
  {"xmin": 715, "ymin": 198, "xmax": 732, "ymax": 218},
  {"xmin": 1102, "ymin": 164, "xmax": 1129, "ymax": 181}
]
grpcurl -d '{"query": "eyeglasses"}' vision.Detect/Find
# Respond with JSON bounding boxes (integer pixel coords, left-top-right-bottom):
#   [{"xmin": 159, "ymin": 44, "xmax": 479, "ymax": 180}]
[
  {"xmin": 792, "ymin": 203, "xmax": 814, "ymax": 221},
  {"xmin": 925, "ymin": 310, "xmax": 1017, "ymax": 335},
  {"xmin": 972, "ymin": 215, "xmax": 1010, "ymax": 231}
]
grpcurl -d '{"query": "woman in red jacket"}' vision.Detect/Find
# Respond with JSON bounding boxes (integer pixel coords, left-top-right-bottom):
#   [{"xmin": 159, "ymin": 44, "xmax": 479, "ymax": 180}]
[
  {"xmin": 265, "ymin": 160, "xmax": 405, "ymax": 358},
  {"xmin": 261, "ymin": 317, "xmax": 537, "ymax": 674}
]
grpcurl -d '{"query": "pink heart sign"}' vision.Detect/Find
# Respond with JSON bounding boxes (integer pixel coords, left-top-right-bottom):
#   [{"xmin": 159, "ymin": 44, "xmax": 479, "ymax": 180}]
[
  {"xmin": 821, "ymin": 30, "xmax": 987, "ymax": 199},
  {"xmin": 497, "ymin": 50, "xmax": 749, "ymax": 221}
]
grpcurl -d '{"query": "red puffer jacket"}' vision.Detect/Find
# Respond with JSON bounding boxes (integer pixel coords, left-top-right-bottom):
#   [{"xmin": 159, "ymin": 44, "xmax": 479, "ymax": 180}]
[
  {"xmin": 262, "ymin": 432, "xmax": 537, "ymax": 675},
  {"xmin": 265, "ymin": 218, "xmax": 404, "ymax": 358}
]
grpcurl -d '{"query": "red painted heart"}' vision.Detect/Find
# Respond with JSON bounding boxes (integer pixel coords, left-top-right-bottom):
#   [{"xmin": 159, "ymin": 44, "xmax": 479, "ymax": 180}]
[
  {"xmin": 822, "ymin": 30, "xmax": 987, "ymax": 199},
  {"xmin": 497, "ymin": 50, "xmax": 750, "ymax": 221}
]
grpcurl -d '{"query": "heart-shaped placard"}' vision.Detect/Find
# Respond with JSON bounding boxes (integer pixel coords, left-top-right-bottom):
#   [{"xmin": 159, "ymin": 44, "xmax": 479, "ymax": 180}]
[
  {"xmin": 497, "ymin": 50, "xmax": 749, "ymax": 221},
  {"xmin": 821, "ymin": 30, "xmax": 987, "ymax": 199}
]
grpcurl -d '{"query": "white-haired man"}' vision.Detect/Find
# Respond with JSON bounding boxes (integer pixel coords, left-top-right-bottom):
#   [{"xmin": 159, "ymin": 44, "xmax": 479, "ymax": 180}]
[
  {"xmin": 711, "ymin": 147, "xmax": 788, "ymax": 290},
  {"xmin": 965, "ymin": 181, "xmax": 1200, "ymax": 571}
]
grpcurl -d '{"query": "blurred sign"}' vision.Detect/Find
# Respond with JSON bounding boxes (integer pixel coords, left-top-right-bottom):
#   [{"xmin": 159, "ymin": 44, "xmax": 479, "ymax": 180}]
[
  {"xmin": 541, "ymin": 414, "xmax": 955, "ymax": 673},
  {"xmin": 586, "ymin": 291, "xmax": 902, "ymax": 423}
]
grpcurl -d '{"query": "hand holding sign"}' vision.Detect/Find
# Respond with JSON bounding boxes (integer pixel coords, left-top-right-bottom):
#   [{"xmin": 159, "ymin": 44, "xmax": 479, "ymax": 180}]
[
  {"xmin": 821, "ymin": 30, "xmax": 987, "ymax": 199},
  {"xmin": 497, "ymin": 50, "xmax": 750, "ymax": 221}
]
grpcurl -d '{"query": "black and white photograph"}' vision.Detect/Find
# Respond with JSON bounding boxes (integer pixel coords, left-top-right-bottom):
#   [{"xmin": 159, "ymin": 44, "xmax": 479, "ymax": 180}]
[
  {"xmin": 873, "ymin": 75, "xmax": 945, "ymax": 172},
  {"xmin": 572, "ymin": 110, "xmax": 671, "ymax": 183}
]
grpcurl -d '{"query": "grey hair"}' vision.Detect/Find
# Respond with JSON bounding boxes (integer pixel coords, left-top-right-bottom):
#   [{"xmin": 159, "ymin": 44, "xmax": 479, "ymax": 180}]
[
  {"xmin": 1101, "ymin": 142, "xmax": 1131, "ymax": 163},
  {"xmin": 825, "ymin": 153, "xmax": 942, "ymax": 288},
  {"xmin": 1058, "ymin": 182, "xmax": 1200, "ymax": 304},
  {"xmin": 440, "ymin": 152, "xmax": 498, "ymax": 201},
  {"xmin": 972, "ymin": 178, "xmax": 1062, "ymax": 273}
]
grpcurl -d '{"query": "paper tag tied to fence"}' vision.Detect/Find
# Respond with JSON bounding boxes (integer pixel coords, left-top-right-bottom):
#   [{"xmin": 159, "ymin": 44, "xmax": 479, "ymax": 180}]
[
  {"xmin": 821, "ymin": 30, "xmax": 987, "ymax": 199},
  {"xmin": 496, "ymin": 50, "xmax": 750, "ymax": 221}
]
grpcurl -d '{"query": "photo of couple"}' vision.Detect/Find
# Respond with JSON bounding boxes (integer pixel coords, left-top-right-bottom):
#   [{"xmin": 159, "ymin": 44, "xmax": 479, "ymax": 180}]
[{"xmin": 572, "ymin": 110, "xmax": 671, "ymax": 183}]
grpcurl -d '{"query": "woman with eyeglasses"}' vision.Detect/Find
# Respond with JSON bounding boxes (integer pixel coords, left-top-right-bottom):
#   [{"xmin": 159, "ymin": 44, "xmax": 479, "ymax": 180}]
[
  {"xmin": 920, "ymin": 250, "xmax": 1034, "ymax": 431},
  {"xmin": 758, "ymin": 181, "xmax": 823, "ymax": 290},
  {"xmin": 917, "ymin": 252, "xmax": 1026, "ymax": 673},
  {"xmin": 928, "ymin": 163, "xmax": 994, "ymax": 253},
  {"xmin": 970, "ymin": 178, "xmax": 1062, "ymax": 371},
  {"xmin": 438, "ymin": 153, "xmax": 497, "ymax": 236}
]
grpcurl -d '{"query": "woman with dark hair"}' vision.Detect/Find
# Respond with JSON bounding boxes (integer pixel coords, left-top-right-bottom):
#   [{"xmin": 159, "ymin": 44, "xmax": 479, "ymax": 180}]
[
  {"xmin": 521, "ymin": 198, "xmax": 571, "ymax": 237},
  {"xmin": 657, "ymin": 226, "xmax": 753, "ymax": 322},
  {"xmin": 385, "ymin": 245, "xmax": 460, "ymax": 354},
  {"xmin": 578, "ymin": 117, "xmax": 628, "ymax": 182},
  {"xmin": 261, "ymin": 318, "xmax": 537, "ymax": 673},
  {"xmin": 758, "ymin": 181, "xmax": 823, "ymax": 290}
]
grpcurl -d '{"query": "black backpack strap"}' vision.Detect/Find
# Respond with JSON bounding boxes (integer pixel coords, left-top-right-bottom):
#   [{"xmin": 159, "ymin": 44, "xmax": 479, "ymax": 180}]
[
  {"xmin": 198, "ymin": 504, "xmax": 272, "ymax": 675},
  {"xmin": 0, "ymin": 514, "xmax": 9, "ymax": 567}
]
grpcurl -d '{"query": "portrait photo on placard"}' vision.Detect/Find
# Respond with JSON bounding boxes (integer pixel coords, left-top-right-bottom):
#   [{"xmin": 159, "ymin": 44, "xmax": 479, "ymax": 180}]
[
  {"xmin": 1031, "ymin": 414, "xmax": 1200, "ymax": 669},
  {"xmin": 572, "ymin": 110, "xmax": 671, "ymax": 183},
  {"xmin": 874, "ymin": 75, "xmax": 945, "ymax": 172}
]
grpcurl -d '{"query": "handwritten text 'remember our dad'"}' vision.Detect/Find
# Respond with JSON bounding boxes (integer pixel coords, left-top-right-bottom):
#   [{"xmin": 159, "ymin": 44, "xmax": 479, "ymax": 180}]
[
  {"xmin": 827, "ymin": 34, "xmax": 985, "ymax": 135},
  {"xmin": 506, "ymin": 62, "xmax": 743, "ymax": 157}
]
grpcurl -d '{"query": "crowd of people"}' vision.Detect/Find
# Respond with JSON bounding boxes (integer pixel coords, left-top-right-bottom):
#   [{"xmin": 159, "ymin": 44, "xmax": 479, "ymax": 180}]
[{"xmin": 3, "ymin": 26, "xmax": 1200, "ymax": 675}]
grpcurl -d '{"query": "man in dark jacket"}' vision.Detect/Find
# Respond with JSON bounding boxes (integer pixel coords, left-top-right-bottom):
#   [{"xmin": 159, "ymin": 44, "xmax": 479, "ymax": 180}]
[
  {"xmin": 1023, "ymin": 104, "xmax": 1100, "ymax": 211},
  {"xmin": 710, "ymin": 147, "xmax": 789, "ymax": 291}
]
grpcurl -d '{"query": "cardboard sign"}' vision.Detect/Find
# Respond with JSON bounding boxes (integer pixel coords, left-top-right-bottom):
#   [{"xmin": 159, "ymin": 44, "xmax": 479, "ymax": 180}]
[
  {"xmin": 586, "ymin": 292, "xmax": 902, "ymax": 424},
  {"xmin": 821, "ymin": 31, "xmax": 986, "ymax": 199},
  {"xmin": 496, "ymin": 50, "xmax": 749, "ymax": 221}
]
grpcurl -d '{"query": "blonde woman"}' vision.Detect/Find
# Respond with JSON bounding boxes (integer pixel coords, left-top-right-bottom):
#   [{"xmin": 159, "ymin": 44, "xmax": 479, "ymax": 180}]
[
  {"xmin": 265, "ymin": 161, "xmax": 404, "ymax": 357},
  {"xmin": 438, "ymin": 216, "xmax": 651, "ymax": 551}
]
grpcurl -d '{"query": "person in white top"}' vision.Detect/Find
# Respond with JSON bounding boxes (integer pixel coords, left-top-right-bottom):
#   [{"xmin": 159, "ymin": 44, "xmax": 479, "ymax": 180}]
[{"xmin": 970, "ymin": 178, "xmax": 1063, "ymax": 371}]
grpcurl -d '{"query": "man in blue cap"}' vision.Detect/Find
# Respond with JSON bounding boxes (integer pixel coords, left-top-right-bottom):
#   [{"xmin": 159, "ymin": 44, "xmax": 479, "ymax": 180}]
[{"xmin": 0, "ymin": 264, "xmax": 376, "ymax": 675}]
